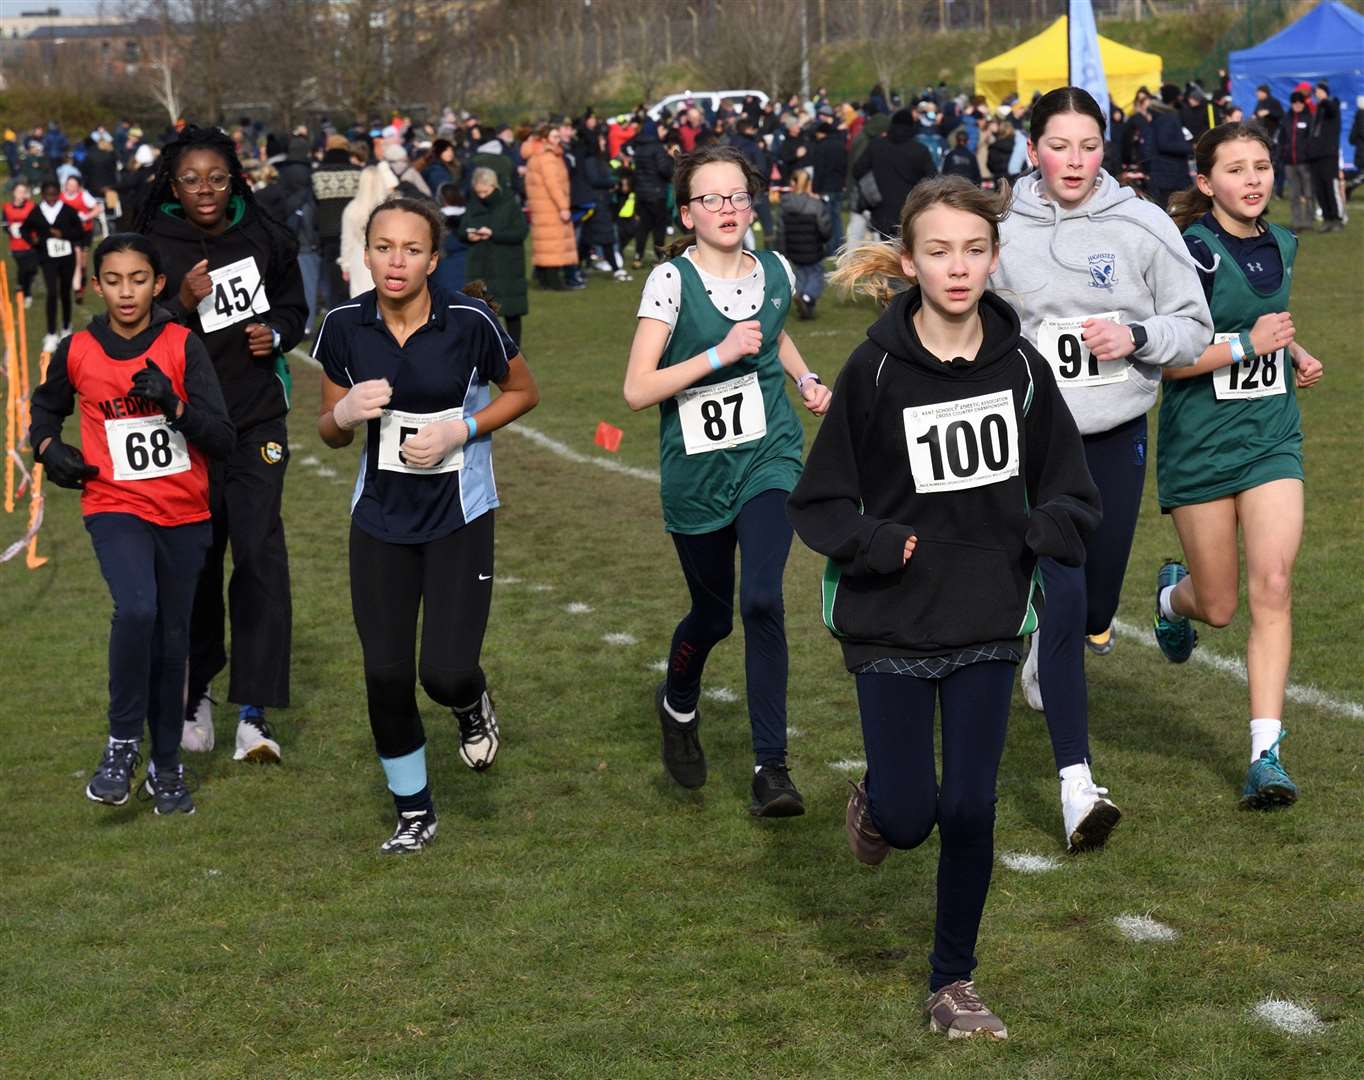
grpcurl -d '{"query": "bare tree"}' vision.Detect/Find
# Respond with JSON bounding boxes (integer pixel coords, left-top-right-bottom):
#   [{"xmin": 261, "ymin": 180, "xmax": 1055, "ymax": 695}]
[{"xmin": 708, "ymin": 0, "xmax": 804, "ymax": 99}]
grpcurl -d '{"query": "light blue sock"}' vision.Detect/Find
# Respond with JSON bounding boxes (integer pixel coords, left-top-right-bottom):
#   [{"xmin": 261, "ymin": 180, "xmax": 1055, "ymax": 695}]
[{"xmin": 379, "ymin": 745, "xmax": 428, "ymax": 797}]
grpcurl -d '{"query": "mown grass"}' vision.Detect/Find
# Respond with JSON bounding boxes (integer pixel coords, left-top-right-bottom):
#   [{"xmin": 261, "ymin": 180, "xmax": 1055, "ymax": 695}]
[{"xmin": 0, "ymin": 208, "xmax": 1360, "ymax": 1078}]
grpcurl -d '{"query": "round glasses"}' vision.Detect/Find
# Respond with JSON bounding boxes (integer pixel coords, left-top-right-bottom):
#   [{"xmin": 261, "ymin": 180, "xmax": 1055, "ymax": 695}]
[
  {"xmin": 689, "ymin": 191, "xmax": 752, "ymax": 213},
  {"xmin": 174, "ymin": 173, "xmax": 232, "ymax": 193}
]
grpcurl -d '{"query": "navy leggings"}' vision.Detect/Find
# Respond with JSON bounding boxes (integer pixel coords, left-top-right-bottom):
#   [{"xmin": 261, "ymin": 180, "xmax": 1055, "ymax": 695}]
[
  {"xmin": 1037, "ymin": 414, "xmax": 1147, "ymax": 770},
  {"xmin": 665, "ymin": 489, "xmax": 793, "ymax": 766},
  {"xmin": 86, "ymin": 513, "xmax": 211, "ymax": 772},
  {"xmin": 856, "ymin": 661, "xmax": 1014, "ymax": 992}
]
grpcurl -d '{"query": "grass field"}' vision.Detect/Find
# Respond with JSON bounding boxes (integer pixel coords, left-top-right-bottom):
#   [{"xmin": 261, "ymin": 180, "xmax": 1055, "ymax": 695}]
[{"xmin": 1, "ymin": 210, "xmax": 1361, "ymax": 1079}]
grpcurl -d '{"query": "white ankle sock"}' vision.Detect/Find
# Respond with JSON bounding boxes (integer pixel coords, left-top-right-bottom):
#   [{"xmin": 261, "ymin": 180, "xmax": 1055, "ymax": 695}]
[
  {"xmin": 1159, "ymin": 584, "xmax": 1180, "ymax": 621},
  {"xmin": 1250, "ymin": 718, "xmax": 1282, "ymax": 763},
  {"xmin": 1058, "ymin": 762, "xmax": 1092, "ymax": 785},
  {"xmin": 662, "ymin": 696, "xmax": 696, "ymax": 724}
]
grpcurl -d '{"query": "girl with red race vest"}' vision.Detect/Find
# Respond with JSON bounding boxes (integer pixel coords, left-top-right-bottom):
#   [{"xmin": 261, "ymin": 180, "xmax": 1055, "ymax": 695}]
[
  {"xmin": 3, "ymin": 181, "xmax": 40, "ymax": 304},
  {"xmin": 30, "ymin": 234, "xmax": 235, "ymax": 815}
]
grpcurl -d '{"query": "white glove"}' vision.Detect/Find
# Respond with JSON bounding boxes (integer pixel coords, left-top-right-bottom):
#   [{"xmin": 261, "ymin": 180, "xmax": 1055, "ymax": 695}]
[
  {"xmin": 399, "ymin": 419, "xmax": 468, "ymax": 468},
  {"xmin": 332, "ymin": 378, "xmax": 392, "ymax": 430}
]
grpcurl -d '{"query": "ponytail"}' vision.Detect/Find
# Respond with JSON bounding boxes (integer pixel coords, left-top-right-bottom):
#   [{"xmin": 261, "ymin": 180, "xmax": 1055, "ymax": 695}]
[
  {"xmin": 1167, "ymin": 185, "xmax": 1213, "ymax": 231},
  {"xmin": 828, "ymin": 239, "xmax": 910, "ymax": 307}
]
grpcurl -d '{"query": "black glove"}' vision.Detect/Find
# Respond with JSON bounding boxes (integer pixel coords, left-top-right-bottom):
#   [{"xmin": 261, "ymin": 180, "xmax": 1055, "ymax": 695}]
[
  {"xmin": 129, "ymin": 359, "xmax": 180, "ymax": 419},
  {"xmin": 38, "ymin": 438, "xmax": 99, "ymax": 490}
]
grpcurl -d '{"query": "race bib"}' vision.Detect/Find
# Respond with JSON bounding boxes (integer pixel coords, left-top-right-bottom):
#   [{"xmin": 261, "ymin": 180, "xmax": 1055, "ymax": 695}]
[
  {"xmin": 903, "ymin": 389, "xmax": 1019, "ymax": 494},
  {"xmin": 1036, "ymin": 313, "xmax": 1129, "ymax": 387},
  {"xmin": 196, "ymin": 256, "xmax": 271, "ymax": 333},
  {"xmin": 676, "ymin": 371, "xmax": 767, "ymax": 455},
  {"xmin": 8, "ymin": 223, "xmax": 21, "ymax": 240},
  {"xmin": 45, "ymin": 237, "xmax": 72, "ymax": 259},
  {"xmin": 377, "ymin": 407, "xmax": 464, "ymax": 475},
  {"xmin": 1211, "ymin": 334, "xmax": 1287, "ymax": 401},
  {"xmin": 105, "ymin": 415, "xmax": 191, "ymax": 482}
]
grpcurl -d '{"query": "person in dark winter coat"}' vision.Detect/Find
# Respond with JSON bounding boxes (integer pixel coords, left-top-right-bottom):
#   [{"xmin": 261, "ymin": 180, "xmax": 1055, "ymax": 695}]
[
  {"xmin": 83, "ymin": 137, "xmax": 119, "ymax": 198},
  {"xmin": 853, "ymin": 108, "xmax": 937, "ymax": 238},
  {"xmin": 809, "ymin": 120, "xmax": 849, "ymax": 255},
  {"xmin": 582, "ymin": 129, "xmax": 629, "ymax": 279},
  {"xmin": 464, "ymin": 167, "xmax": 529, "ymax": 345},
  {"xmin": 941, "ymin": 131, "xmax": 981, "ymax": 184},
  {"xmin": 727, "ymin": 117, "xmax": 776, "ymax": 245},
  {"xmin": 1147, "ymin": 85, "xmax": 1194, "ymax": 209},
  {"xmin": 780, "ymin": 168, "xmax": 833, "ymax": 317},
  {"xmin": 1307, "ymin": 82, "xmax": 1343, "ymax": 230},
  {"xmin": 432, "ymin": 181, "xmax": 469, "ymax": 294},
  {"xmin": 312, "ymin": 134, "xmax": 363, "ymax": 311},
  {"xmin": 628, "ymin": 119, "xmax": 676, "ymax": 268}
]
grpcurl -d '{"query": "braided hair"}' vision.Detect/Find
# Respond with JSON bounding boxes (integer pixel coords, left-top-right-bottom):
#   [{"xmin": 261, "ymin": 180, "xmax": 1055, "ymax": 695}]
[{"xmin": 133, "ymin": 124, "xmax": 297, "ymax": 270}]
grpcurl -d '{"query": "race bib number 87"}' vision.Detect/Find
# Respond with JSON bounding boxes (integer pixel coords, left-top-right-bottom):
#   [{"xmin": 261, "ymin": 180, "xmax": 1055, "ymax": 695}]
[
  {"xmin": 105, "ymin": 415, "xmax": 191, "ymax": 482},
  {"xmin": 676, "ymin": 371, "xmax": 767, "ymax": 455},
  {"xmin": 1036, "ymin": 312, "xmax": 1129, "ymax": 387},
  {"xmin": 196, "ymin": 256, "xmax": 271, "ymax": 334},
  {"xmin": 903, "ymin": 390, "xmax": 1019, "ymax": 494},
  {"xmin": 377, "ymin": 407, "xmax": 464, "ymax": 475},
  {"xmin": 1211, "ymin": 334, "xmax": 1287, "ymax": 401}
]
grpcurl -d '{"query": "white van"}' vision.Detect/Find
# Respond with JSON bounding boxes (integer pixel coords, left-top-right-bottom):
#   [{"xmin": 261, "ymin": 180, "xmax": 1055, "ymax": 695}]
[{"xmin": 646, "ymin": 90, "xmax": 770, "ymax": 121}]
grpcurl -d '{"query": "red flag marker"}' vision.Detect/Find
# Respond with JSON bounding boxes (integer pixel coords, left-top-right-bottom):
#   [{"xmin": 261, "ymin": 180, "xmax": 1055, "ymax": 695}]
[{"xmin": 594, "ymin": 421, "xmax": 623, "ymax": 453}]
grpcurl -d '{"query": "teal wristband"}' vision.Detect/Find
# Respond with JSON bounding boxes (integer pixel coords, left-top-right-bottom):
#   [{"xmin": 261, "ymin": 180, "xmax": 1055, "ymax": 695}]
[
  {"xmin": 465, "ymin": 415, "xmax": 478, "ymax": 439},
  {"xmin": 706, "ymin": 347, "xmax": 722, "ymax": 371},
  {"xmin": 1238, "ymin": 331, "xmax": 1256, "ymax": 361}
]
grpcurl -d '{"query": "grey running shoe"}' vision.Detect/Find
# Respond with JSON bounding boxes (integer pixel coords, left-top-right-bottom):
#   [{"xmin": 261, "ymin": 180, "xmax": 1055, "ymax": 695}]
[
  {"xmin": 85, "ymin": 740, "xmax": 141, "ymax": 806},
  {"xmin": 845, "ymin": 776, "xmax": 890, "ymax": 866},
  {"xmin": 139, "ymin": 765, "xmax": 195, "ymax": 815},
  {"xmin": 925, "ymin": 980, "xmax": 1008, "ymax": 1040},
  {"xmin": 380, "ymin": 810, "xmax": 437, "ymax": 854}
]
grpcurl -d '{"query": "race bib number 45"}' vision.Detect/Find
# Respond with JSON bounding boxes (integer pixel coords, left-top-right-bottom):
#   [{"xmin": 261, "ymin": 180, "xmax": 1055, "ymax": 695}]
[
  {"xmin": 105, "ymin": 415, "xmax": 191, "ymax": 482},
  {"xmin": 1212, "ymin": 334, "xmax": 1287, "ymax": 401},
  {"xmin": 377, "ymin": 408, "xmax": 464, "ymax": 475},
  {"xmin": 1037, "ymin": 313, "xmax": 1129, "ymax": 387},
  {"xmin": 903, "ymin": 390, "xmax": 1019, "ymax": 494},
  {"xmin": 676, "ymin": 371, "xmax": 767, "ymax": 455},
  {"xmin": 196, "ymin": 256, "xmax": 271, "ymax": 333}
]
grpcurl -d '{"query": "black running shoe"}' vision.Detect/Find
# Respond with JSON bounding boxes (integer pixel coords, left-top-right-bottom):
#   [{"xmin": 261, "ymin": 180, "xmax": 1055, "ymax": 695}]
[
  {"xmin": 750, "ymin": 763, "xmax": 806, "ymax": 817},
  {"xmin": 656, "ymin": 681, "xmax": 706, "ymax": 789},
  {"xmin": 138, "ymin": 765, "xmax": 195, "ymax": 815},
  {"xmin": 85, "ymin": 740, "xmax": 141, "ymax": 806},
  {"xmin": 455, "ymin": 692, "xmax": 500, "ymax": 771},
  {"xmin": 380, "ymin": 810, "xmax": 437, "ymax": 854}
]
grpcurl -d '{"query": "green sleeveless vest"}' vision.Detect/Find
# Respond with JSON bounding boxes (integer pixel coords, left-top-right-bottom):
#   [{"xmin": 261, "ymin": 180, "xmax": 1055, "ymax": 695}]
[
  {"xmin": 1156, "ymin": 222, "xmax": 1302, "ymax": 510},
  {"xmin": 656, "ymin": 250, "xmax": 804, "ymax": 534}
]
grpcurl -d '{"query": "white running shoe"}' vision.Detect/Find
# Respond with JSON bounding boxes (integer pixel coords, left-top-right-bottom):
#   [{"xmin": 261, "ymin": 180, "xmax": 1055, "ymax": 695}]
[
  {"xmin": 42, "ymin": 333, "xmax": 59, "ymax": 354},
  {"xmin": 181, "ymin": 693, "xmax": 215, "ymax": 752},
  {"xmin": 456, "ymin": 691, "xmax": 500, "ymax": 771},
  {"xmin": 1061, "ymin": 766, "xmax": 1121, "ymax": 853},
  {"xmin": 592, "ymin": 258, "xmax": 613, "ymax": 273},
  {"xmin": 1021, "ymin": 636, "xmax": 1044, "ymax": 712},
  {"xmin": 234, "ymin": 716, "xmax": 281, "ymax": 763},
  {"xmin": 612, "ymin": 268, "xmax": 634, "ymax": 282},
  {"xmin": 60, "ymin": 325, "xmax": 73, "ymax": 339}
]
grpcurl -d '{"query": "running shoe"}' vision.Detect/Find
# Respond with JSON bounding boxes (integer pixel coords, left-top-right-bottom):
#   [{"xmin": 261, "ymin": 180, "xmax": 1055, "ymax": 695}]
[
  {"xmin": 1085, "ymin": 626, "xmax": 1116, "ymax": 655},
  {"xmin": 138, "ymin": 764, "xmax": 195, "ymax": 815},
  {"xmin": 1020, "ymin": 637, "xmax": 1044, "ymax": 712},
  {"xmin": 85, "ymin": 739, "xmax": 141, "ymax": 806},
  {"xmin": 845, "ymin": 776, "xmax": 890, "ymax": 866},
  {"xmin": 925, "ymin": 980, "xmax": 1008, "ymax": 1040},
  {"xmin": 750, "ymin": 763, "xmax": 805, "ymax": 817},
  {"xmin": 1241, "ymin": 732, "xmax": 1298, "ymax": 809},
  {"xmin": 1061, "ymin": 767, "xmax": 1121, "ymax": 853},
  {"xmin": 380, "ymin": 809, "xmax": 437, "ymax": 854},
  {"xmin": 234, "ymin": 710, "xmax": 281, "ymax": 764},
  {"xmin": 1153, "ymin": 561, "xmax": 1198, "ymax": 663},
  {"xmin": 656, "ymin": 681, "xmax": 706, "ymax": 789},
  {"xmin": 455, "ymin": 691, "xmax": 500, "ymax": 771},
  {"xmin": 592, "ymin": 258, "xmax": 614, "ymax": 273},
  {"xmin": 41, "ymin": 333, "xmax": 59, "ymax": 354},
  {"xmin": 612, "ymin": 268, "xmax": 633, "ymax": 282},
  {"xmin": 181, "ymin": 692, "xmax": 215, "ymax": 753}
]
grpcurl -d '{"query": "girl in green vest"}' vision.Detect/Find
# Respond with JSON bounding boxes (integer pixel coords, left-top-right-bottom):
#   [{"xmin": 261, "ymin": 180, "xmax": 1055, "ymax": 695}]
[
  {"xmin": 1157, "ymin": 123, "xmax": 1325, "ymax": 809},
  {"xmin": 623, "ymin": 145, "xmax": 831, "ymax": 817}
]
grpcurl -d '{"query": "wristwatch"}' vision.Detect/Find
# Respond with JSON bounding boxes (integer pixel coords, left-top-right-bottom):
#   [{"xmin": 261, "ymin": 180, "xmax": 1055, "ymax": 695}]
[
  {"xmin": 796, "ymin": 373, "xmax": 822, "ymax": 392},
  {"xmin": 1128, "ymin": 323, "xmax": 1148, "ymax": 354}
]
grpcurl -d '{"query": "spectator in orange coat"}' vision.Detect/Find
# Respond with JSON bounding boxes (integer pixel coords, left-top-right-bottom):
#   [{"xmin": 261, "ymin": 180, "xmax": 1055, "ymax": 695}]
[{"xmin": 524, "ymin": 126, "xmax": 580, "ymax": 290}]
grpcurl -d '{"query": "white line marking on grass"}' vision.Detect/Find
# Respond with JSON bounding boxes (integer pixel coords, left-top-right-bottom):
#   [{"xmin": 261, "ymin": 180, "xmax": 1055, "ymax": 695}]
[
  {"xmin": 315, "ymin": 466, "xmax": 337, "ymax": 478},
  {"xmin": 704, "ymin": 687, "xmax": 738, "ymax": 703},
  {"xmin": 646, "ymin": 659, "xmax": 668, "ymax": 673},
  {"xmin": 999, "ymin": 852, "xmax": 1063, "ymax": 874},
  {"xmin": 496, "ymin": 576, "xmax": 523, "ymax": 586},
  {"xmin": 1113, "ymin": 914, "xmax": 1178, "ymax": 942},
  {"xmin": 1253, "ymin": 999, "xmax": 1325, "ymax": 1035},
  {"xmin": 528, "ymin": 583, "xmax": 555, "ymax": 593},
  {"xmin": 565, "ymin": 601, "xmax": 593, "ymax": 614},
  {"xmin": 787, "ymin": 726, "xmax": 804, "ymax": 738},
  {"xmin": 505, "ymin": 424, "xmax": 662, "ymax": 483},
  {"xmin": 603, "ymin": 632, "xmax": 638, "ymax": 646},
  {"xmin": 299, "ymin": 455, "xmax": 321, "ymax": 467},
  {"xmin": 826, "ymin": 758, "xmax": 867, "ymax": 772}
]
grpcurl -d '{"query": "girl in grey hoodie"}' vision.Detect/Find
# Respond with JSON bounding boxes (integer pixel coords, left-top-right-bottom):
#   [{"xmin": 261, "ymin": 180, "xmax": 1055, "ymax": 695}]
[{"xmin": 991, "ymin": 88, "xmax": 1212, "ymax": 855}]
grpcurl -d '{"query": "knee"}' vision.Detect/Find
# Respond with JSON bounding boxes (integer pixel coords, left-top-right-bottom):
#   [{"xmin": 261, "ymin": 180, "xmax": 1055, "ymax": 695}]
[
  {"xmin": 113, "ymin": 592, "xmax": 158, "ymax": 634},
  {"xmin": 738, "ymin": 585, "xmax": 784, "ymax": 627},
  {"xmin": 419, "ymin": 664, "xmax": 483, "ymax": 709},
  {"xmin": 936, "ymin": 792, "xmax": 997, "ymax": 849},
  {"xmin": 870, "ymin": 791, "xmax": 936, "ymax": 851},
  {"xmin": 1197, "ymin": 588, "xmax": 1239, "ymax": 629},
  {"xmin": 365, "ymin": 660, "xmax": 416, "ymax": 713},
  {"xmin": 1250, "ymin": 567, "xmax": 1293, "ymax": 616},
  {"xmin": 690, "ymin": 607, "xmax": 734, "ymax": 645}
]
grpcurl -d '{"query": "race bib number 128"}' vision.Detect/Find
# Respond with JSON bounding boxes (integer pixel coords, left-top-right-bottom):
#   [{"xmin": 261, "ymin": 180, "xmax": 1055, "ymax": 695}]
[
  {"xmin": 1211, "ymin": 333, "xmax": 1287, "ymax": 401},
  {"xmin": 903, "ymin": 390, "xmax": 1019, "ymax": 494}
]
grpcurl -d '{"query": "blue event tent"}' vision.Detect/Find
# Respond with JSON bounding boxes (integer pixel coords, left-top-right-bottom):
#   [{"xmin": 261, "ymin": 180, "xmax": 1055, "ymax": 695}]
[{"xmin": 1229, "ymin": 0, "xmax": 1364, "ymax": 167}]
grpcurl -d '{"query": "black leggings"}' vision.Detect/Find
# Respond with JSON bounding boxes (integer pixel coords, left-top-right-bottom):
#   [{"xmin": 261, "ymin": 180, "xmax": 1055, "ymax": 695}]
[
  {"xmin": 856, "ymin": 661, "xmax": 1014, "ymax": 992},
  {"xmin": 634, "ymin": 197, "xmax": 669, "ymax": 259},
  {"xmin": 349, "ymin": 513, "xmax": 494, "ymax": 759},
  {"xmin": 41, "ymin": 254, "xmax": 74, "ymax": 334},
  {"xmin": 504, "ymin": 314, "xmax": 522, "ymax": 347},
  {"xmin": 14, "ymin": 250, "xmax": 39, "ymax": 297}
]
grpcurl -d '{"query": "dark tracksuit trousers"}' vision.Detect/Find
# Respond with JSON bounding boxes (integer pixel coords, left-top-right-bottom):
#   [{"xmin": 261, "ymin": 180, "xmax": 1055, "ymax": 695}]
[
  {"xmin": 41, "ymin": 253, "xmax": 75, "ymax": 335},
  {"xmin": 633, "ymin": 198, "xmax": 669, "ymax": 260}
]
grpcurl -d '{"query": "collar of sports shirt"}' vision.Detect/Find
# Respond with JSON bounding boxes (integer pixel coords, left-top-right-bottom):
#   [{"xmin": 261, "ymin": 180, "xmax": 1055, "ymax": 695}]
[{"xmin": 356, "ymin": 283, "xmax": 456, "ymax": 336}]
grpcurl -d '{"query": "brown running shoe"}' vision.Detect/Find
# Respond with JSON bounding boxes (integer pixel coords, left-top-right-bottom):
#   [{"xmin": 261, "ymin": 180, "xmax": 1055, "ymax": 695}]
[
  {"xmin": 925, "ymin": 980, "xmax": 1008, "ymax": 1040},
  {"xmin": 845, "ymin": 777, "xmax": 890, "ymax": 866}
]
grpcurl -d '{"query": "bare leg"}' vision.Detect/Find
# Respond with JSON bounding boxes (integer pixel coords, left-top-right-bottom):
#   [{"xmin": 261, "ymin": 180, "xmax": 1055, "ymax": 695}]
[
  {"xmin": 1236, "ymin": 479, "xmax": 1304, "ymax": 720},
  {"xmin": 1168, "ymin": 496, "xmax": 1240, "ymax": 628}
]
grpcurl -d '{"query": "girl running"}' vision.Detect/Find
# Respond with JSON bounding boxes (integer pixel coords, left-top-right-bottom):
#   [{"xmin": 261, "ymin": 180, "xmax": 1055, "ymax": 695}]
[
  {"xmin": 1156, "ymin": 123, "xmax": 1324, "ymax": 808},
  {"xmin": 623, "ymin": 144, "xmax": 831, "ymax": 817},
  {"xmin": 789, "ymin": 175, "xmax": 1100, "ymax": 1040},
  {"xmin": 991, "ymin": 87, "xmax": 1213, "ymax": 852},
  {"xmin": 21, "ymin": 179, "xmax": 82, "ymax": 353},
  {"xmin": 61, "ymin": 174, "xmax": 101, "ymax": 300},
  {"xmin": 314, "ymin": 197, "xmax": 540, "ymax": 854},
  {"xmin": 3, "ymin": 182, "xmax": 39, "ymax": 305},
  {"xmin": 29, "ymin": 234, "xmax": 234, "ymax": 815}
]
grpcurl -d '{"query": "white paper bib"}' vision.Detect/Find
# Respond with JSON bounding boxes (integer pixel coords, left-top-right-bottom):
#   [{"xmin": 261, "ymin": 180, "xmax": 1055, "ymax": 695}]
[
  {"xmin": 45, "ymin": 237, "xmax": 72, "ymax": 259},
  {"xmin": 676, "ymin": 371, "xmax": 767, "ymax": 456},
  {"xmin": 377, "ymin": 407, "xmax": 464, "ymax": 475},
  {"xmin": 105, "ymin": 415, "xmax": 191, "ymax": 482},
  {"xmin": 196, "ymin": 256, "xmax": 271, "ymax": 333},
  {"xmin": 1211, "ymin": 334, "xmax": 1288, "ymax": 401},
  {"xmin": 902, "ymin": 389, "xmax": 1019, "ymax": 494},
  {"xmin": 1036, "ymin": 312, "xmax": 1129, "ymax": 387}
]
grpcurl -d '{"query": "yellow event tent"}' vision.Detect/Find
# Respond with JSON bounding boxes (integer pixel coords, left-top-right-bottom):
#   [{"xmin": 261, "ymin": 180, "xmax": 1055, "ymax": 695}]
[{"xmin": 974, "ymin": 16, "xmax": 1162, "ymax": 112}]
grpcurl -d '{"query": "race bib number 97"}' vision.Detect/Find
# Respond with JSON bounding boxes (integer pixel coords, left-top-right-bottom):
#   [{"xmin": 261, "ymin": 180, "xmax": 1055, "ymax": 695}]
[
  {"xmin": 1036, "ymin": 313, "xmax": 1129, "ymax": 387},
  {"xmin": 903, "ymin": 390, "xmax": 1019, "ymax": 494},
  {"xmin": 105, "ymin": 415, "xmax": 191, "ymax": 482},
  {"xmin": 377, "ymin": 407, "xmax": 464, "ymax": 475},
  {"xmin": 1212, "ymin": 334, "xmax": 1287, "ymax": 401},
  {"xmin": 676, "ymin": 371, "xmax": 767, "ymax": 455},
  {"xmin": 196, "ymin": 256, "xmax": 271, "ymax": 333}
]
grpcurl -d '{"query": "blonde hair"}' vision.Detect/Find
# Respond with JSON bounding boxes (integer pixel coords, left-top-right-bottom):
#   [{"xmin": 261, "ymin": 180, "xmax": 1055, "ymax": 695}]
[
  {"xmin": 790, "ymin": 168, "xmax": 813, "ymax": 195},
  {"xmin": 830, "ymin": 175, "xmax": 1011, "ymax": 306}
]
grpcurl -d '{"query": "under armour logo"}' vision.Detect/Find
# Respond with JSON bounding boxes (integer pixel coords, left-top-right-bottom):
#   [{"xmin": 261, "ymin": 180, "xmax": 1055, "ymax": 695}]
[
  {"xmin": 1246, "ymin": 261, "xmax": 1264, "ymax": 273},
  {"xmin": 771, "ymin": 297, "xmax": 782, "ymax": 309}
]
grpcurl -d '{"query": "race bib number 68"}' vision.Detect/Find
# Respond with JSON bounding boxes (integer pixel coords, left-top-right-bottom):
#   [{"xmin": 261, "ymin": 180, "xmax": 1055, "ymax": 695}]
[
  {"xmin": 105, "ymin": 415, "xmax": 191, "ymax": 482},
  {"xmin": 903, "ymin": 390, "xmax": 1019, "ymax": 494}
]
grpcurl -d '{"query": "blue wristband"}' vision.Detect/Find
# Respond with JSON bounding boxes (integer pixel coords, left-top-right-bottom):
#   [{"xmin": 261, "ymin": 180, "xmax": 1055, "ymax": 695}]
[
  {"xmin": 706, "ymin": 347, "xmax": 722, "ymax": 371},
  {"xmin": 1228, "ymin": 336, "xmax": 1246, "ymax": 364},
  {"xmin": 465, "ymin": 415, "xmax": 478, "ymax": 439}
]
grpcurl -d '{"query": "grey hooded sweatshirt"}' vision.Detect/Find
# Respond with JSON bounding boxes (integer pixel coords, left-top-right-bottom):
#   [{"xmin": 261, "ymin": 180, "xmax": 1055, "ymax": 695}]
[{"xmin": 992, "ymin": 170, "xmax": 1212, "ymax": 435}]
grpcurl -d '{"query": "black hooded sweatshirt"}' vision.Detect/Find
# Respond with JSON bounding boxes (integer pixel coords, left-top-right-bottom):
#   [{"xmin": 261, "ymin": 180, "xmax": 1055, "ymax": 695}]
[
  {"xmin": 788, "ymin": 288, "xmax": 1101, "ymax": 670},
  {"xmin": 145, "ymin": 197, "xmax": 307, "ymax": 432}
]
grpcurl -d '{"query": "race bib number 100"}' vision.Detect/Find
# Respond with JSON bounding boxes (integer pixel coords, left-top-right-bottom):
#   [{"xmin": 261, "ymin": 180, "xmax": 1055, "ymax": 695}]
[
  {"xmin": 676, "ymin": 371, "xmax": 767, "ymax": 456},
  {"xmin": 196, "ymin": 256, "xmax": 271, "ymax": 333},
  {"xmin": 903, "ymin": 390, "xmax": 1019, "ymax": 494},
  {"xmin": 377, "ymin": 408, "xmax": 464, "ymax": 475},
  {"xmin": 1211, "ymin": 333, "xmax": 1287, "ymax": 401},
  {"xmin": 1036, "ymin": 312, "xmax": 1130, "ymax": 387},
  {"xmin": 105, "ymin": 415, "xmax": 191, "ymax": 482}
]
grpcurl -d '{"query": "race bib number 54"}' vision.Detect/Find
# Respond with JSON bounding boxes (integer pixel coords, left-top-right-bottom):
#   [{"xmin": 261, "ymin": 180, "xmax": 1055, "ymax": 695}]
[
  {"xmin": 196, "ymin": 256, "xmax": 271, "ymax": 333},
  {"xmin": 377, "ymin": 408, "xmax": 464, "ymax": 475},
  {"xmin": 1212, "ymin": 334, "xmax": 1287, "ymax": 401},
  {"xmin": 676, "ymin": 371, "xmax": 767, "ymax": 455},
  {"xmin": 1036, "ymin": 312, "xmax": 1129, "ymax": 387},
  {"xmin": 903, "ymin": 390, "xmax": 1019, "ymax": 494},
  {"xmin": 105, "ymin": 415, "xmax": 191, "ymax": 482}
]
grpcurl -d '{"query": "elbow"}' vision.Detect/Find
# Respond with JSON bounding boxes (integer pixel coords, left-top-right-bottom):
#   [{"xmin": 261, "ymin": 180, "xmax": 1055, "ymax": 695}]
[{"xmin": 622, "ymin": 383, "xmax": 650, "ymax": 412}]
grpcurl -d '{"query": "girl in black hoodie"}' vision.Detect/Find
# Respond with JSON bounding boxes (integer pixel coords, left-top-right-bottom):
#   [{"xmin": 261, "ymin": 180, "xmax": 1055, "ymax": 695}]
[{"xmin": 788, "ymin": 176, "xmax": 1100, "ymax": 1040}]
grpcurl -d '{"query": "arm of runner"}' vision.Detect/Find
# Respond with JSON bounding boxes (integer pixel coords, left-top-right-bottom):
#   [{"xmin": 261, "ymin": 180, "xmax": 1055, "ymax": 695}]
[
  {"xmin": 1164, "ymin": 312, "xmax": 1295, "ymax": 381},
  {"xmin": 623, "ymin": 318, "xmax": 762, "ymax": 411},
  {"xmin": 398, "ymin": 354, "xmax": 539, "ymax": 471},
  {"xmin": 318, "ymin": 375, "xmax": 392, "ymax": 449},
  {"xmin": 776, "ymin": 331, "xmax": 831, "ymax": 416},
  {"xmin": 27, "ymin": 337, "xmax": 76, "ymax": 453},
  {"xmin": 1289, "ymin": 340, "xmax": 1324, "ymax": 388}
]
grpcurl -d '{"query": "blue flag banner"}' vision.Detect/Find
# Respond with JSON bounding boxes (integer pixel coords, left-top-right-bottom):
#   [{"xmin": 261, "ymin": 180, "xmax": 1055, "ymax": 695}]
[{"xmin": 1069, "ymin": 1, "xmax": 1111, "ymax": 133}]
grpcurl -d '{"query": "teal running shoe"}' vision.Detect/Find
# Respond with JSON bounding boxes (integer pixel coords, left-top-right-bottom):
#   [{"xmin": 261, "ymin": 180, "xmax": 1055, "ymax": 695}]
[
  {"xmin": 1153, "ymin": 561, "xmax": 1198, "ymax": 663},
  {"xmin": 1241, "ymin": 731, "xmax": 1298, "ymax": 809}
]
